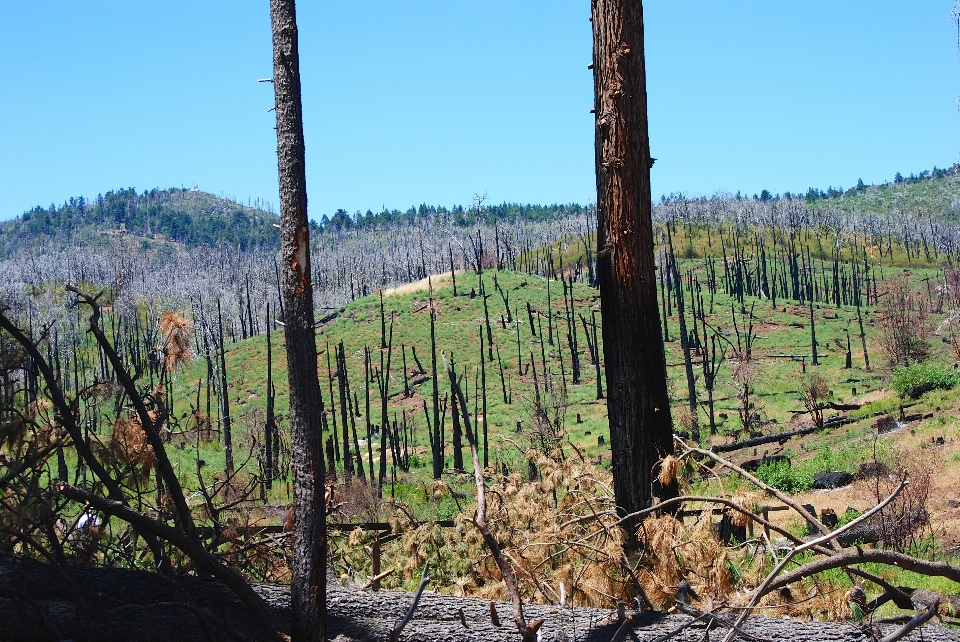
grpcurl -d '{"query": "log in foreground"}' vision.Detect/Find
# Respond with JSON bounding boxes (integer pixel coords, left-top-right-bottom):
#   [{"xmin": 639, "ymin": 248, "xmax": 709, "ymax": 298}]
[{"xmin": 2, "ymin": 556, "xmax": 959, "ymax": 642}]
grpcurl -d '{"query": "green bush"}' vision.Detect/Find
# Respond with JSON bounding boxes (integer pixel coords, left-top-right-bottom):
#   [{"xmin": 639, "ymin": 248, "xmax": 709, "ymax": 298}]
[
  {"xmin": 755, "ymin": 460, "xmax": 813, "ymax": 494},
  {"xmin": 891, "ymin": 363, "xmax": 960, "ymax": 395}
]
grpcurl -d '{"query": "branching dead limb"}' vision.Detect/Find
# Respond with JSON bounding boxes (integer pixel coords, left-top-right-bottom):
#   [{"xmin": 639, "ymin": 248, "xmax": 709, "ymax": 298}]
[
  {"xmin": 55, "ymin": 482, "xmax": 278, "ymax": 638},
  {"xmin": 391, "ymin": 564, "xmax": 430, "ymax": 642},
  {"xmin": 878, "ymin": 598, "xmax": 939, "ymax": 642},
  {"xmin": 0, "ymin": 305, "xmax": 171, "ymax": 572},
  {"xmin": 764, "ymin": 549, "xmax": 960, "ymax": 594},
  {"xmin": 67, "ymin": 285, "xmax": 199, "ymax": 545},
  {"xmin": 721, "ymin": 480, "xmax": 907, "ymax": 642},
  {"xmin": 445, "ymin": 352, "xmax": 544, "ymax": 642},
  {"xmin": 609, "ymin": 494, "xmax": 805, "ymax": 546},
  {"xmin": 675, "ymin": 438, "xmax": 833, "ymax": 542}
]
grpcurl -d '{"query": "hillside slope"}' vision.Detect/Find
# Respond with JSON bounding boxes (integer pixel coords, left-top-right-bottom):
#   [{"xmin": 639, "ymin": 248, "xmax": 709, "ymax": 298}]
[{"xmin": 0, "ymin": 187, "xmax": 282, "ymax": 258}]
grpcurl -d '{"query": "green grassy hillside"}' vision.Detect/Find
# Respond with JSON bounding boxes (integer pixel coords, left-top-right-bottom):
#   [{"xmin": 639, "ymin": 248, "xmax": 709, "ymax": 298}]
[{"xmin": 165, "ymin": 259, "xmax": 917, "ymax": 506}]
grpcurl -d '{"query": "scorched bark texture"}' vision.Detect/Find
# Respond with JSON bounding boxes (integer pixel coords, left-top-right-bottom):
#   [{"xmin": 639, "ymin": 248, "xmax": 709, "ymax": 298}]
[
  {"xmin": 591, "ymin": 0, "xmax": 675, "ymax": 543},
  {"xmin": 270, "ymin": 1, "xmax": 326, "ymax": 640}
]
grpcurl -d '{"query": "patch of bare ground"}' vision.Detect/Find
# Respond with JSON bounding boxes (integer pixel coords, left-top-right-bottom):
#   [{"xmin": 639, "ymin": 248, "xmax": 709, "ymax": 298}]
[
  {"xmin": 382, "ymin": 273, "xmax": 454, "ymax": 298},
  {"xmin": 769, "ymin": 402, "xmax": 960, "ymax": 548}
]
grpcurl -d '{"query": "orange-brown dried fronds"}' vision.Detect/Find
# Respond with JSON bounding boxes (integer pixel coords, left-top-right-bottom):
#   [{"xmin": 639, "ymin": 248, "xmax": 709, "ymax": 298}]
[
  {"xmin": 636, "ymin": 514, "xmax": 734, "ymax": 611},
  {"xmin": 729, "ymin": 491, "xmax": 763, "ymax": 528},
  {"xmin": 110, "ymin": 416, "xmax": 156, "ymax": 476},
  {"xmin": 659, "ymin": 455, "xmax": 680, "ymax": 486},
  {"xmin": 159, "ymin": 310, "xmax": 193, "ymax": 372}
]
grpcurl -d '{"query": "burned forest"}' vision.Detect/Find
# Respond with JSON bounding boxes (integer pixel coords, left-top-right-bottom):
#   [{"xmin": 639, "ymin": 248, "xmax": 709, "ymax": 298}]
[{"xmin": 3, "ymin": 0, "xmax": 960, "ymax": 640}]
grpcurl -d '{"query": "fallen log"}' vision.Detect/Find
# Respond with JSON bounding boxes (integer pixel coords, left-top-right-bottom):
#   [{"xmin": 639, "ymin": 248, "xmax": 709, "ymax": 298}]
[
  {"xmin": 712, "ymin": 425, "xmax": 821, "ymax": 453},
  {"xmin": 2, "ymin": 555, "xmax": 958, "ymax": 642}
]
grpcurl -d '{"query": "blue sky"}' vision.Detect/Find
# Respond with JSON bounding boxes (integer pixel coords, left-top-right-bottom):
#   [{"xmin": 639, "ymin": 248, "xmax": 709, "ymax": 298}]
[{"xmin": 1, "ymin": 1, "xmax": 958, "ymax": 222}]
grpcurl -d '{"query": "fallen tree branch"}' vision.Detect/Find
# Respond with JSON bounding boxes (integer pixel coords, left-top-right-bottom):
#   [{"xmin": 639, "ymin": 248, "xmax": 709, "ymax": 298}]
[
  {"xmin": 54, "ymin": 482, "xmax": 278, "ymax": 638},
  {"xmin": 445, "ymin": 352, "xmax": 544, "ymax": 642},
  {"xmin": 711, "ymin": 425, "xmax": 822, "ymax": 453},
  {"xmin": 67, "ymin": 285, "xmax": 199, "ymax": 546},
  {"xmin": 721, "ymin": 480, "xmax": 907, "ymax": 642},
  {"xmin": 764, "ymin": 549, "xmax": 960, "ymax": 594},
  {"xmin": 676, "ymin": 438, "xmax": 833, "ymax": 541},
  {"xmin": 391, "ymin": 564, "xmax": 430, "ymax": 642},
  {"xmin": 879, "ymin": 599, "xmax": 939, "ymax": 642}
]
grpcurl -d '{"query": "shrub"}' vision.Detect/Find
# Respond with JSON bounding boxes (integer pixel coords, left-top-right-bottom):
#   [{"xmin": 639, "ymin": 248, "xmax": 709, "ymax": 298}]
[
  {"xmin": 877, "ymin": 276, "xmax": 932, "ymax": 367},
  {"xmin": 891, "ymin": 362, "xmax": 960, "ymax": 395},
  {"xmin": 755, "ymin": 460, "xmax": 813, "ymax": 494}
]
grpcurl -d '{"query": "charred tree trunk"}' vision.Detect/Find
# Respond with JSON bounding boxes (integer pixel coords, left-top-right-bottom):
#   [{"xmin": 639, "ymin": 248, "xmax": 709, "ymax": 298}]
[
  {"xmin": 591, "ymin": 0, "xmax": 675, "ymax": 548},
  {"xmin": 265, "ymin": 302, "xmax": 275, "ymax": 491},
  {"xmin": 668, "ymin": 226, "xmax": 698, "ymax": 440},
  {"xmin": 216, "ymin": 300, "xmax": 234, "ymax": 477},
  {"xmin": 271, "ymin": 1, "xmax": 326, "ymax": 639}
]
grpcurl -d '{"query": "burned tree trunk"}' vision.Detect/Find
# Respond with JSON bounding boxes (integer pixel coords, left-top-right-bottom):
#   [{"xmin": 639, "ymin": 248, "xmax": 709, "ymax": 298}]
[
  {"xmin": 591, "ymin": 0, "xmax": 675, "ymax": 548},
  {"xmin": 271, "ymin": 0, "xmax": 326, "ymax": 639}
]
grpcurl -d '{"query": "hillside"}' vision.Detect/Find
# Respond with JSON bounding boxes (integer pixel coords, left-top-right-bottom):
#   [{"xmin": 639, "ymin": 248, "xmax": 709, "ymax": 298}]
[
  {"xmin": 0, "ymin": 186, "xmax": 593, "ymax": 260},
  {"xmin": 0, "ymin": 187, "xmax": 283, "ymax": 258},
  {"xmin": 8, "ymin": 166, "xmax": 960, "ymax": 630},
  {"xmin": 801, "ymin": 163, "xmax": 960, "ymax": 220}
]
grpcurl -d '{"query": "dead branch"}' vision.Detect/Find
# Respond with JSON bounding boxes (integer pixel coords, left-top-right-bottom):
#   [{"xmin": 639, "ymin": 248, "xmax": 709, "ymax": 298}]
[
  {"xmin": 764, "ymin": 549, "xmax": 960, "ymax": 594},
  {"xmin": 609, "ymin": 614, "xmax": 634, "ymax": 642},
  {"xmin": 391, "ymin": 564, "xmax": 430, "ymax": 642},
  {"xmin": 711, "ymin": 424, "xmax": 823, "ymax": 453},
  {"xmin": 721, "ymin": 480, "xmax": 906, "ymax": 642},
  {"xmin": 676, "ymin": 438, "xmax": 833, "ymax": 541},
  {"xmin": 54, "ymin": 482, "xmax": 278, "ymax": 638},
  {"xmin": 879, "ymin": 599, "xmax": 939, "ymax": 642},
  {"xmin": 67, "ymin": 285, "xmax": 198, "ymax": 545},
  {"xmin": 444, "ymin": 352, "xmax": 544, "ymax": 642}
]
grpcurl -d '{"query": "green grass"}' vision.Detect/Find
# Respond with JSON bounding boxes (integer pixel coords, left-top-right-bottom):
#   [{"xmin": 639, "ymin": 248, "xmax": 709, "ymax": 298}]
[{"xmin": 153, "ymin": 259, "xmax": 907, "ymax": 510}]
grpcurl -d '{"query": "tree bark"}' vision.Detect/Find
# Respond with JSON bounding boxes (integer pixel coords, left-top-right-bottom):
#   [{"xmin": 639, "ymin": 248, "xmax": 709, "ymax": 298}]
[
  {"xmin": 270, "ymin": 1, "xmax": 327, "ymax": 640},
  {"xmin": 591, "ymin": 0, "xmax": 675, "ymax": 547},
  {"xmin": 2, "ymin": 557, "xmax": 954, "ymax": 642}
]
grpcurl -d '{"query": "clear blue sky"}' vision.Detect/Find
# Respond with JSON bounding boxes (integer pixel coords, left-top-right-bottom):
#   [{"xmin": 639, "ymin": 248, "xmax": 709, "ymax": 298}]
[{"xmin": 1, "ymin": 1, "xmax": 958, "ymax": 222}]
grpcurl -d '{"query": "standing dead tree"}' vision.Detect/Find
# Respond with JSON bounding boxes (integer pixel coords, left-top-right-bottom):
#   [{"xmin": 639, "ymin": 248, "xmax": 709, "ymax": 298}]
[
  {"xmin": 270, "ymin": 0, "xmax": 327, "ymax": 639},
  {"xmin": 592, "ymin": 0, "xmax": 675, "ymax": 547}
]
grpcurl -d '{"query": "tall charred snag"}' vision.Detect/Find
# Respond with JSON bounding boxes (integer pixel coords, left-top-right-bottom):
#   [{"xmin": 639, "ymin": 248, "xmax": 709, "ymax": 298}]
[
  {"xmin": 591, "ymin": 0, "xmax": 675, "ymax": 544},
  {"xmin": 270, "ymin": 0, "xmax": 327, "ymax": 637}
]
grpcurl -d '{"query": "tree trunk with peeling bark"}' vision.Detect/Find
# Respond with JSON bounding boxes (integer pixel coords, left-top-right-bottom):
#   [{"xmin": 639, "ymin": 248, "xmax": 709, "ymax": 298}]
[
  {"xmin": 270, "ymin": 1, "xmax": 326, "ymax": 640},
  {"xmin": 591, "ymin": 0, "xmax": 675, "ymax": 547}
]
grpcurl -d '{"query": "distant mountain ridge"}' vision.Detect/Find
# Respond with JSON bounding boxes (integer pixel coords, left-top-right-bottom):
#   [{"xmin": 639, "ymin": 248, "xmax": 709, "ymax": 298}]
[
  {"xmin": 0, "ymin": 187, "xmax": 282, "ymax": 259},
  {"xmin": 4, "ymin": 164, "xmax": 958, "ymax": 261},
  {"xmin": 0, "ymin": 187, "xmax": 591, "ymax": 260}
]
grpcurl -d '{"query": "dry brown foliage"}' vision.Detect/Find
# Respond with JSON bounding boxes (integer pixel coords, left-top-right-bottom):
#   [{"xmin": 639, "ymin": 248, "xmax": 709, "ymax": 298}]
[
  {"xmin": 109, "ymin": 416, "xmax": 156, "ymax": 474},
  {"xmin": 158, "ymin": 310, "xmax": 193, "ymax": 372},
  {"xmin": 636, "ymin": 514, "xmax": 735, "ymax": 610},
  {"xmin": 334, "ymin": 453, "xmax": 759, "ymax": 614}
]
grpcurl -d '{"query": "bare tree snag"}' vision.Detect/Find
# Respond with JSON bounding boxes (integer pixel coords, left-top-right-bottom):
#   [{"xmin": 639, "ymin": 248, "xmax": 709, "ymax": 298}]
[
  {"xmin": 270, "ymin": 1, "xmax": 326, "ymax": 639},
  {"xmin": 445, "ymin": 356, "xmax": 544, "ymax": 642},
  {"xmin": 591, "ymin": 0, "xmax": 675, "ymax": 545}
]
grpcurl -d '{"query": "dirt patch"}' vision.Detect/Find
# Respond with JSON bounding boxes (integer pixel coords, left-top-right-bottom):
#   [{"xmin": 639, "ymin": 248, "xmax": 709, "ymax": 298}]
[{"xmin": 382, "ymin": 273, "xmax": 454, "ymax": 298}]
